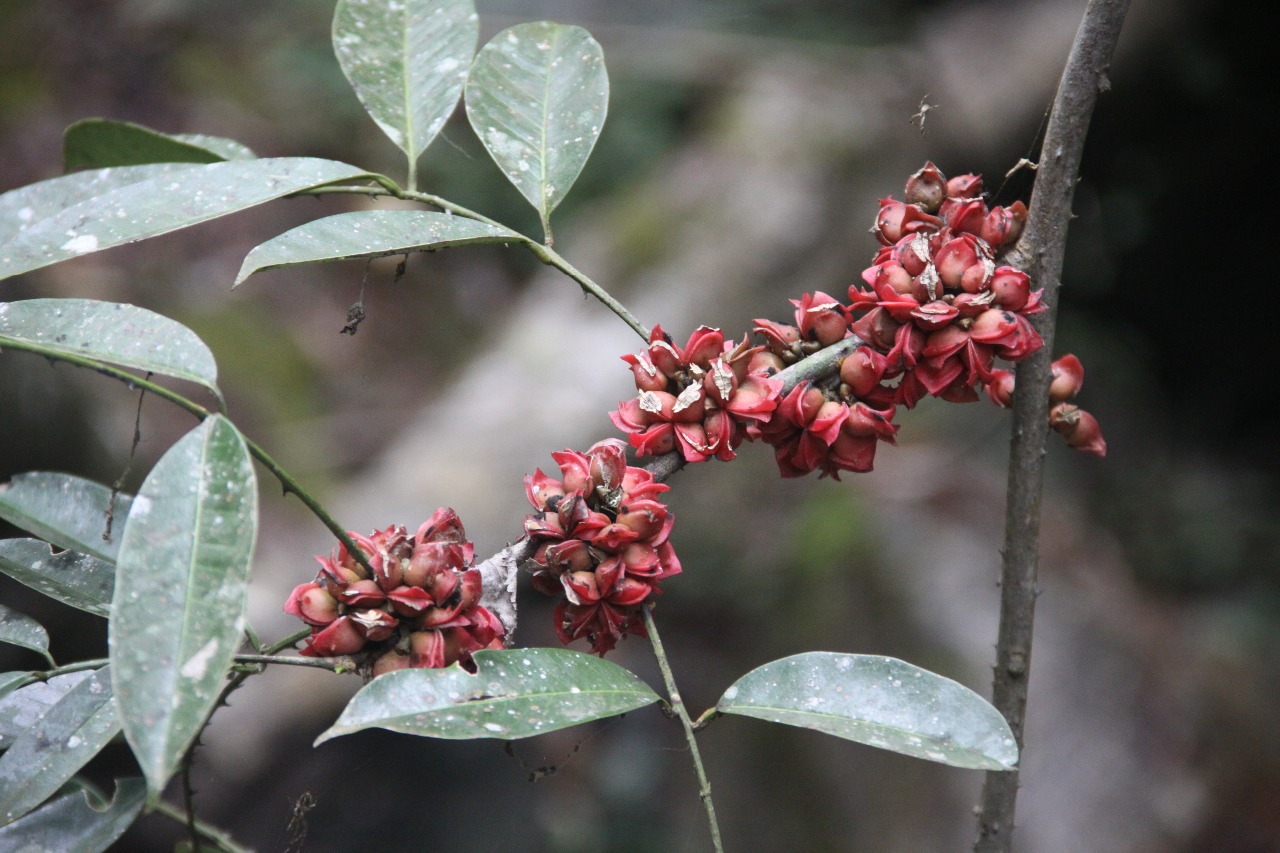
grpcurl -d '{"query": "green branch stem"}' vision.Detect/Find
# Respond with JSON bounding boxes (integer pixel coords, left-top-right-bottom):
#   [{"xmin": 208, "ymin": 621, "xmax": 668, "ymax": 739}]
[
  {"xmin": 0, "ymin": 339, "xmax": 377, "ymax": 579},
  {"xmin": 643, "ymin": 603, "xmax": 724, "ymax": 853}
]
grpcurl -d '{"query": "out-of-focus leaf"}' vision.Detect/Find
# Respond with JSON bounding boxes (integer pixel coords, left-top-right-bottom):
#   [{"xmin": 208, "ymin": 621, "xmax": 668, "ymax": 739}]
[
  {"xmin": 0, "ymin": 473, "xmax": 131, "ymax": 564},
  {"xmin": 0, "ymin": 778, "xmax": 145, "ymax": 853},
  {"xmin": 0, "ymin": 158, "xmax": 383, "ymax": 280},
  {"xmin": 235, "ymin": 210, "xmax": 520, "ymax": 284},
  {"xmin": 0, "ymin": 667, "xmax": 120, "ymax": 825},
  {"xmin": 0, "ymin": 540, "xmax": 114, "ymax": 617},
  {"xmin": 110, "ymin": 415, "xmax": 257, "ymax": 800},
  {"xmin": 466, "ymin": 21, "xmax": 608, "ymax": 238},
  {"xmin": 63, "ymin": 119, "xmax": 251, "ymax": 171},
  {"xmin": 333, "ymin": 0, "xmax": 477, "ymax": 168},
  {"xmin": 316, "ymin": 648, "xmax": 659, "ymax": 744},
  {"xmin": 170, "ymin": 134, "xmax": 255, "ymax": 161},
  {"xmin": 716, "ymin": 652, "xmax": 1018, "ymax": 771},
  {"xmin": 0, "ymin": 163, "xmax": 201, "ymax": 247},
  {"xmin": 0, "ymin": 605, "xmax": 52, "ymax": 666},
  {"xmin": 0, "ymin": 672, "xmax": 93, "ymax": 751},
  {"xmin": 0, "ymin": 299, "xmax": 219, "ymax": 396},
  {"xmin": 0, "ymin": 672, "xmax": 33, "ymax": 703}
]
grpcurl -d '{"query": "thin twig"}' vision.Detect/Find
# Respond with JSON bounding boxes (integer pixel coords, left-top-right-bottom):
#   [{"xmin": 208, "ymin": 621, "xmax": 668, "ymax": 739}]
[
  {"xmin": 974, "ymin": 1, "xmax": 1130, "ymax": 850},
  {"xmin": 152, "ymin": 799, "xmax": 253, "ymax": 853},
  {"xmin": 0, "ymin": 339, "xmax": 377, "ymax": 579},
  {"xmin": 303, "ymin": 184, "xmax": 651, "ymax": 341},
  {"xmin": 642, "ymin": 604, "xmax": 723, "ymax": 853}
]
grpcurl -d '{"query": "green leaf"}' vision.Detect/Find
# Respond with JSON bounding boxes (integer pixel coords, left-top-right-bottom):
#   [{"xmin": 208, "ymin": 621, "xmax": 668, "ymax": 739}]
[
  {"xmin": 0, "ymin": 163, "xmax": 202, "ymax": 247},
  {"xmin": 0, "ymin": 672, "xmax": 93, "ymax": 750},
  {"xmin": 0, "ymin": 539, "xmax": 115, "ymax": 617},
  {"xmin": 466, "ymin": 22, "xmax": 608, "ymax": 239},
  {"xmin": 316, "ymin": 648, "xmax": 659, "ymax": 744},
  {"xmin": 715, "ymin": 653, "xmax": 1018, "ymax": 771},
  {"xmin": 333, "ymin": 0, "xmax": 478, "ymax": 170},
  {"xmin": 0, "ymin": 299, "xmax": 219, "ymax": 397},
  {"xmin": 170, "ymin": 134, "xmax": 256, "ymax": 161},
  {"xmin": 0, "ymin": 672, "xmax": 33, "ymax": 703},
  {"xmin": 0, "ymin": 605, "xmax": 52, "ymax": 666},
  {"xmin": 0, "ymin": 667, "xmax": 120, "ymax": 825},
  {"xmin": 0, "ymin": 157, "xmax": 383, "ymax": 281},
  {"xmin": 109, "ymin": 415, "xmax": 258, "ymax": 800},
  {"xmin": 63, "ymin": 118, "xmax": 252, "ymax": 171},
  {"xmin": 235, "ymin": 210, "xmax": 521, "ymax": 284},
  {"xmin": 0, "ymin": 778, "xmax": 145, "ymax": 853},
  {"xmin": 0, "ymin": 473, "xmax": 132, "ymax": 564}
]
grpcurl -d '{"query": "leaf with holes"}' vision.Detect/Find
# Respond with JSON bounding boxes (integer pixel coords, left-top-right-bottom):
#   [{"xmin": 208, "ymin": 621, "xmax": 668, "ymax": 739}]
[
  {"xmin": 0, "ymin": 539, "xmax": 115, "ymax": 618},
  {"xmin": 716, "ymin": 653, "xmax": 1018, "ymax": 771},
  {"xmin": 0, "ymin": 473, "xmax": 131, "ymax": 564},
  {"xmin": 0, "ymin": 299, "xmax": 219, "ymax": 399},
  {"xmin": 316, "ymin": 648, "xmax": 659, "ymax": 743},
  {"xmin": 0, "ymin": 778, "xmax": 144, "ymax": 852},
  {"xmin": 63, "ymin": 118, "xmax": 253, "ymax": 171},
  {"xmin": 466, "ymin": 22, "xmax": 608, "ymax": 240},
  {"xmin": 0, "ymin": 157, "xmax": 383, "ymax": 280},
  {"xmin": 109, "ymin": 415, "xmax": 257, "ymax": 800},
  {"xmin": 235, "ymin": 210, "xmax": 521, "ymax": 284},
  {"xmin": 333, "ymin": 0, "xmax": 477, "ymax": 172},
  {"xmin": 0, "ymin": 667, "xmax": 120, "ymax": 826}
]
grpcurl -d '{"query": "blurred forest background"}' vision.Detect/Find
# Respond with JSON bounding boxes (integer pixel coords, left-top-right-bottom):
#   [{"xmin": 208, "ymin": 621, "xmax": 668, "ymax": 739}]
[{"xmin": 0, "ymin": 0, "xmax": 1274, "ymax": 850}]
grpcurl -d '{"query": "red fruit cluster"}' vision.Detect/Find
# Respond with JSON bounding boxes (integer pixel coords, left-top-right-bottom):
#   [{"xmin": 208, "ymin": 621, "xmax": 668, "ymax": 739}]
[
  {"xmin": 744, "ymin": 162, "xmax": 1048, "ymax": 476},
  {"xmin": 610, "ymin": 325, "xmax": 783, "ymax": 463},
  {"xmin": 524, "ymin": 439, "xmax": 682, "ymax": 655},
  {"xmin": 849, "ymin": 162, "xmax": 1042, "ymax": 408},
  {"xmin": 989, "ymin": 354, "xmax": 1107, "ymax": 456},
  {"xmin": 285, "ymin": 510, "xmax": 505, "ymax": 676}
]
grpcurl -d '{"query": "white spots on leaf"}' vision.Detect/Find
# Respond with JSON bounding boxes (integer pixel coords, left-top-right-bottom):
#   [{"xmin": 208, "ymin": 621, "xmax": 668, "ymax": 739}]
[
  {"xmin": 435, "ymin": 57, "xmax": 460, "ymax": 73},
  {"xmin": 130, "ymin": 495, "xmax": 152, "ymax": 517},
  {"xmin": 16, "ymin": 206, "xmax": 33, "ymax": 223},
  {"xmin": 180, "ymin": 638, "xmax": 219, "ymax": 680},
  {"xmin": 59, "ymin": 234, "xmax": 98, "ymax": 254}
]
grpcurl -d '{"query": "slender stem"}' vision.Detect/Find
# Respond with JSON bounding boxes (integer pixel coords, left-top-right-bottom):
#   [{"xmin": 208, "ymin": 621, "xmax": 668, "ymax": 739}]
[
  {"xmin": 6, "ymin": 657, "xmax": 113, "ymax": 694},
  {"xmin": 974, "ymin": 1, "xmax": 1130, "ymax": 850},
  {"xmin": 152, "ymin": 800, "xmax": 252, "ymax": 853},
  {"xmin": 303, "ymin": 184, "xmax": 651, "ymax": 341},
  {"xmin": 181, "ymin": 748, "xmax": 201, "ymax": 851},
  {"xmin": 264, "ymin": 626, "xmax": 315, "ymax": 655},
  {"xmin": 232, "ymin": 653, "xmax": 348, "ymax": 671},
  {"xmin": 0, "ymin": 340, "xmax": 377, "ymax": 579},
  {"xmin": 642, "ymin": 603, "xmax": 724, "ymax": 853},
  {"xmin": 524, "ymin": 242, "xmax": 649, "ymax": 340}
]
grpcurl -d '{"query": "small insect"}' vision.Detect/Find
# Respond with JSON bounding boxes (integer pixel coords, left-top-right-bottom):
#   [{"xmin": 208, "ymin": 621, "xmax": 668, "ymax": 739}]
[
  {"xmin": 909, "ymin": 95, "xmax": 939, "ymax": 134},
  {"xmin": 285, "ymin": 790, "xmax": 316, "ymax": 853}
]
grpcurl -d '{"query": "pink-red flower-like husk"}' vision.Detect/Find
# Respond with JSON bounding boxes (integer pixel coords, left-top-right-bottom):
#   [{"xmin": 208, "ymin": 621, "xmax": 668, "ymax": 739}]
[
  {"xmin": 300, "ymin": 616, "xmax": 366, "ymax": 657},
  {"xmin": 1049, "ymin": 353, "xmax": 1085, "ymax": 403},
  {"xmin": 285, "ymin": 582, "xmax": 339, "ymax": 627}
]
